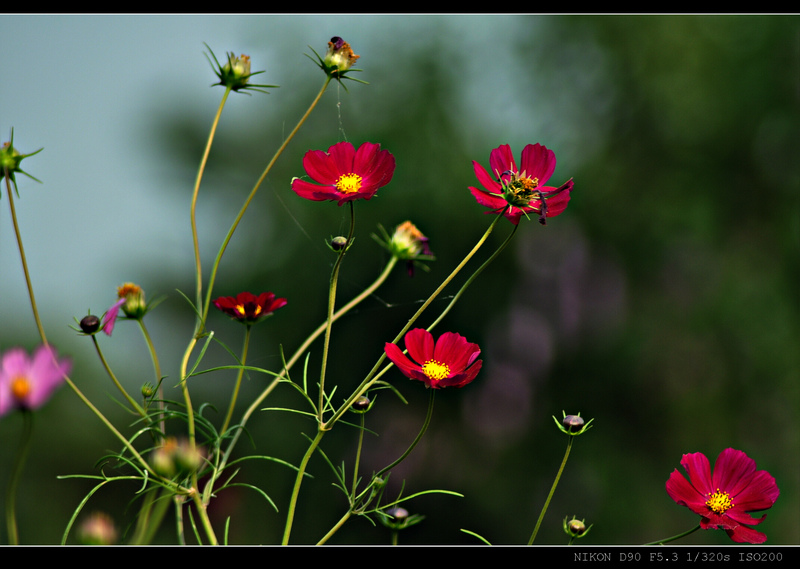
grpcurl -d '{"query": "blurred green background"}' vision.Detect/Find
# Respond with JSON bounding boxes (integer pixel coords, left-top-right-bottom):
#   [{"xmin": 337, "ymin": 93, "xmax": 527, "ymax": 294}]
[{"xmin": 1, "ymin": 15, "xmax": 797, "ymax": 545}]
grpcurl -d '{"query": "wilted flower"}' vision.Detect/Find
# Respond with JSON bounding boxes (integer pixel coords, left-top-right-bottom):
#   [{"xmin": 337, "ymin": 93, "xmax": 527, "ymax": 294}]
[
  {"xmin": 307, "ymin": 36, "xmax": 364, "ymax": 86},
  {"xmin": 213, "ymin": 291, "xmax": 287, "ymax": 325},
  {"xmin": 666, "ymin": 448, "xmax": 780, "ymax": 544},
  {"xmin": 291, "ymin": 141, "xmax": 395, "ymax": 205},
  {"xmin": 101, "ymin": 298, "xmax": 126, "ymax": 336},
  {"xmin": 384, "ymin": 328, "xmax": 482, "ymax": 389},
  {"xmin": 0, "ymin": 345, "xmax": 71, "ymax": 416},
  {"xmin": 469, "ymin": 143, "xmax": 573, "ymax": 225},
  {"xmin": 204, "ymin": 44, "xmax": 276, "ymax": 95}
]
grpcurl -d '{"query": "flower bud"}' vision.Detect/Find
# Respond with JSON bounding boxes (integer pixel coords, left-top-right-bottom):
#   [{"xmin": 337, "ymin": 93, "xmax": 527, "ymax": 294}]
[
  {"xmin": 80, "ymin": 315, "xmax": 101, "ymax": 334},
  {"xmin": 331, "ymin": 236, "xmax": 348, "ymax": 251},
  {"xmin": 141, "ymin": 382, "xmax": 155, "ymax": 399},
  {"xmin": 352, "ymin": 395, "xmax": 370, "ymax": 411},
  {"xmin": 0, "ymin": 129, "xmax": 43, "ymax": 192},
  {"xmin": 77, "ymin": 512, "xmax": 118, "ymax": 545},
  {"xmin": 563, "ymin": 414, "xmax": 585, "ymax": 432},
  {"xmin": 563, "ymin": 516, "xmax": 592, "ymax": 539},
  {"xmin": 117, "ymin": 283, "xmax": 147, "ymax": 319},
  {"xmin": 387, "ymin": 506, "xmax": 408, "ymax": 521},
  {"xmin": 204, "ymin": 44, "xmax": 276, "ymax": 95}
]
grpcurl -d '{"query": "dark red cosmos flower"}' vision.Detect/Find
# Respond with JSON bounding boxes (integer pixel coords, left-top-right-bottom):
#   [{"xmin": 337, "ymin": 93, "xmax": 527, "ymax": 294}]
[
  {"xmin": 469, "ymin": 143, "xmax": 573, "ymax": 225},
  {"xmin": 291, "ymin": 141, "xmax": 395, "ymax": 205},
  {"xmin": 384, "ymin": 328, "xmax": 482, "ymax": 389},
  {"xmin": 213, "ymin": 292, "xmax": 287, "ymax": 325},
  {"xmin": 666, "ymin": 448, "xmax": 780, "ymax": 544}
]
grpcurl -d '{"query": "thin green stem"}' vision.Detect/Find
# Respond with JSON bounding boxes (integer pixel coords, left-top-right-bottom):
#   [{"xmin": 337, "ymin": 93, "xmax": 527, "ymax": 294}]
[
  {"xmin": 316, "ymin": 510, "xmax": 351, "ymax": 546},
  {"xmin": 318, "ymin": 201, "xmax": 355, "ymax": 422},
  {"xmin": 218, "ymin": 256, "xmax": 397, "ymax": 472},
  {"xmin": 282, "ymin": 429, "xmax": 325, "ymax": 545},
  {"xmin": 4, "ymin": 172, "xmax": 46, "ymax": 345},
  {"xmin": 645, "ymin": 524, "xmax": 701, "ymax": 545},
  {"xmin": 351, "ymin": 412, "xmax": 366, "ymax": 498},
  {"xmin": 199, "ymin": 75, "xmax": 333, "ymax": 332},
  {"xmin": 138, "ymin": 319, "xmax": 165, "ymax": 432},
  {"xmin": 91, "ymin": 336, "xmax": 147, "ymax": 417},
  {"xmin": 528, "ymin": 436, "xmax": 573, "ymax": 545},
  {"xmin": 324, "ymin": 211, "xmax": 507, "ymax": 430},
  {"xmin": 375, "ymin": 389, "xmax": 435, "ymax": 480},
  {"xmin": 5, "ymin": 410, "xmax": 33, "ymax": 545},
  {"xmin": 191, "ymin": 86, "xmax": 232, "ymax": 326},
  {"xmin": 221, "ymin": 325, "xmax": 251, "ymax": 437}
]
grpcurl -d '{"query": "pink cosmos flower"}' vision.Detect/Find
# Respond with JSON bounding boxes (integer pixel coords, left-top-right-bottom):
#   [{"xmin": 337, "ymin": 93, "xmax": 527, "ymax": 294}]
[
  {"xmin": 213, "ymin": 291, "xmax": 287, "ymax": 325},
  {"xmin": 384, "ymin": 328, "xmax": 482, "ymax": 389},
  {"xmin": 291, "ymin": 141, "xmax": 395, "ymax": 205},
  {"xmin": 666, "ymin": 448, "xmax": 780, "ymax": 544},
  {"xmin": 469, "ymin": 143, "xmax": 573, "ymax": 225},
  {"xmin": 102, "ymin": 298, "xmax": 126, "ymax": 336},
  {"xmin": 0, "ymin": 345, "xmax": 71, "ymax": 416}
]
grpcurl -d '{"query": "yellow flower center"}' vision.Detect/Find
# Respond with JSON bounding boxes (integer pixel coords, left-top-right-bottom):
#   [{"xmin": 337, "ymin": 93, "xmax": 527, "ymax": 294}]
[
  {"xmin": 117, "ymin": 283, "xmax": 142, "ymax": 298},
  {"xmin": 336, "ymin": 173, "xmax": 363, "ymax": 194},
  {"xmin": 235, "ymin": 304, "xmax": 261, "ymax": 318},
  {"xmin": 706, "ymin": 489, "xmax": 734, "ymax": 514},
  {"xmin": 11, "ymin": 375, "xmax": 31, "ymax": 401},
  {"xmin": 422, "ymin": 359, "xmax": 450, "ymax": 381},
  {"xmin": 503, "ymin": 174, "xmax": 540, "ymax": 207}
]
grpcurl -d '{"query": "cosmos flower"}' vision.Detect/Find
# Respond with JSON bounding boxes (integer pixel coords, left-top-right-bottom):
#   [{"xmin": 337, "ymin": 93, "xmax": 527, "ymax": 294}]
[
  {"xmin": 384, "ymin": 328, "xmax": 482, "ymax": 389},
  {"xmin": 291, "ymin": 141, "xmax": 395, "ymax": 205},
  {"xmin": 213, "ymin": 291, "xmax": 287, "ymax": 325},
  {"xmin": 101, "ymin": 298, "xmax": 127, "ymax": 336},
  {"xmin": 469, "ymin": 143, "xmax": 573, "ymax": 225},
  {"xmin": 666, "ymin": 448, "xmax": 780, "ymax": 544},
  {"xmin": 0, "ymin": 345, "xmax": 71, "ymax": 416}
]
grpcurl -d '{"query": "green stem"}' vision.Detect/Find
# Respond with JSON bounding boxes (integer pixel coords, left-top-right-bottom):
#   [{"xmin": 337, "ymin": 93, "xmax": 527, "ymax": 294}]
[
  {"xmin": 138, "ymin": 319, "xmax": 165, "ymax": 432},
  {"xmin": 644, "ymin": 524, "xmax": 701, "ymax": 545},
  {"xmin": 351, "ymin": 412, "xmax": 366, "ymax": 498},
  {"xmin": 199, "ymin": 75, "xmax": 333, "ymax": 332},
  {"xmin": 282, "ymin": 429, "xmax": 325, "ymax": 545},
  {"xmin": 318, "ymin": 201, "xmax": 355, "ymax": 423},
  {"xmin": 221, "ymin": 325, "xmax": 251, "ymax": 437},
  {"xmin": 5, "ymin": 410, "xmax": 33, "ymax": 545},
  {"xmin": 91, "ymin": 336, "xmax": 147, "ymax": 417},
  {"xmin": 218, "ymin": 256, "xmax": 397, "ymax": 472},
  {"xmin": 528, "ymin": 436, "xmax": 573, "ymax": 544},
  {"xmin": 191, "ymin": 86, "xmax": 232, "ymax": 327},
  {"xmin": 316, "ymin": 510, "xmax": 351, "ymax": 546},
  {"xmin": 4, "ymin": 171, "xmax": 46, "ymax": 345},
  {"xmin": 375, "ymin": 389, "xmax": 435, "ymax": 479},
  {"xmin": 325, "ymin": 211, "xmax": 507, "ymax": 430}
]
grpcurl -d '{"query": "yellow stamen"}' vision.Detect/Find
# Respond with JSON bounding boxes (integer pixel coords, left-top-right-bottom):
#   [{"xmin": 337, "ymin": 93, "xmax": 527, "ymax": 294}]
[
  {"xmin": 706, "ymin": 489, "xmax": 734, "ymax": 514},
  {"xmin": 422, "ymin": 359, "xmax": 451, "ymax": 381},
  {"xmin": 235, "ymin": 304, "xmax": 246, "ymax": 317},
  {"xmin": 336, "ymin": 173, "xmax": 363, "ymax": 194},
  {"xmin": 11, "ymin": 376, "xmax": 31, "ymax": 400},
  {"xmin": 117, "ymin": 283, "xmax": 142, "ymax": 298}
]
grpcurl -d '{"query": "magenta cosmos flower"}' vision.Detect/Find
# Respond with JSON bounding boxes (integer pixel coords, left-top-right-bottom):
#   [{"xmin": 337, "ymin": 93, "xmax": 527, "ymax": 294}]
[
  {"xmin": 469, "ymin": 143, "xmax": 573, "ymax": 225},
  {"xmin": 384, "ymin": 328, "xmax": 482, "ymax": 389},
  {"xmin": 666, "ymin": 448, "xmax": 780, "ymax": 544},
  {"xmin": 213, "ymin": 291, "xmax": 287, "ymax": 325},
  {"xmin": 0, "ymin": 345, "xmax": 71, "ymax": 416},
  {"xmin": 291, "ymin": 141, "xmax": 395, "ymax": 205}
]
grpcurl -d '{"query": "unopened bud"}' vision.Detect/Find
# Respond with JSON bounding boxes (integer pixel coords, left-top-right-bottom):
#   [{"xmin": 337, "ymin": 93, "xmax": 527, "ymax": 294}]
[
  {"xmin": 563, "ymin": 414, "xmax": 585, "ymax": 432},
  {"xmin": 80, "ymin": 315, "xmax": 101, "ymax": 334},
  {"xmin": 331, "ymin": 236, "xmax": 348, "ymax": 251}
]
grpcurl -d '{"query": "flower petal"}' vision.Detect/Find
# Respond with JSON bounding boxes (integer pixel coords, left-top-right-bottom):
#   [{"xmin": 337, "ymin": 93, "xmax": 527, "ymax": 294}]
[
  {"xmin": 472, "ymin": 161, "xmax": 502, "ymax": 195},
  {"xmin": 520, "ymin": 143, "xmax": 556, "ymax": 184},
  {"xmin": 404, "ymin": 328, "xmax": 434, "ymax": 365},
  {"xmin": 725, "ymin": 525, "xmax": 768, "ymax": 544},
  {"xmin": 384, "ymin": 342, "xmax": 423, "ymax": 379},
  {"xmin": 489, "ymin": 144, "xmax": 516, "ymax": 179},
  {"xmin": 681, "ymin": 452, "xmax": 713, "ymax": 496},
  {"xmin": 666, "ymin": 468, "xmax": 708, "ymax": 515},
  {"xmin": 302, "ymin": 149, "xmax": 341, "ymax": 184}
]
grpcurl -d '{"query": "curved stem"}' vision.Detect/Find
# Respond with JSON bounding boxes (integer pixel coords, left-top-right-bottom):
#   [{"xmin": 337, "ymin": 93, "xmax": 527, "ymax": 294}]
[
  {"xmin": 200, "ymin": 75, "xmax": 333, "ymax": 332},
  {"xmin": 218, "ymin": 256, "xmax": 397, "ymax": 471},
  {"xmin": 91, "ymin": 336, "xmax": 147, "ymax": 417},
  {"xmin": 191, "ymin": 86, "xmax": 232, "ymax": 327},
  {"xmin": 375, "ymin": 389, "xmax": 435, "ymax": 479},
  {"xmin": 221, "ymin": 325, "xmax": 251, "ymax": 437},
  {"xmin": 644, "ymin": 524, "xmax": 701, "ymax": 545},
  {"xmin": 316, "ymin": 510, "xmax": 351, "ymax": 546},
  {"xmin": 4, "ymin": 172, "xmax": 46, "ymax": 344},
  {"xmin": 528, "ymin": 436, "xmax": 573, "ymax": 544},
  {"xmin": 138, "ymin": 319, "xmax": 165, "ymax": 431},
  {"xmin": 5, "ymin": 410, "xmax": 33, "ymax": 545},
  {"xmin": 318, "ymin": 201, "xmax": 355, "ymax": 423},
  {"xmin": 325, "ymin": 211, "xmax": 507, "ymax": 430}
]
